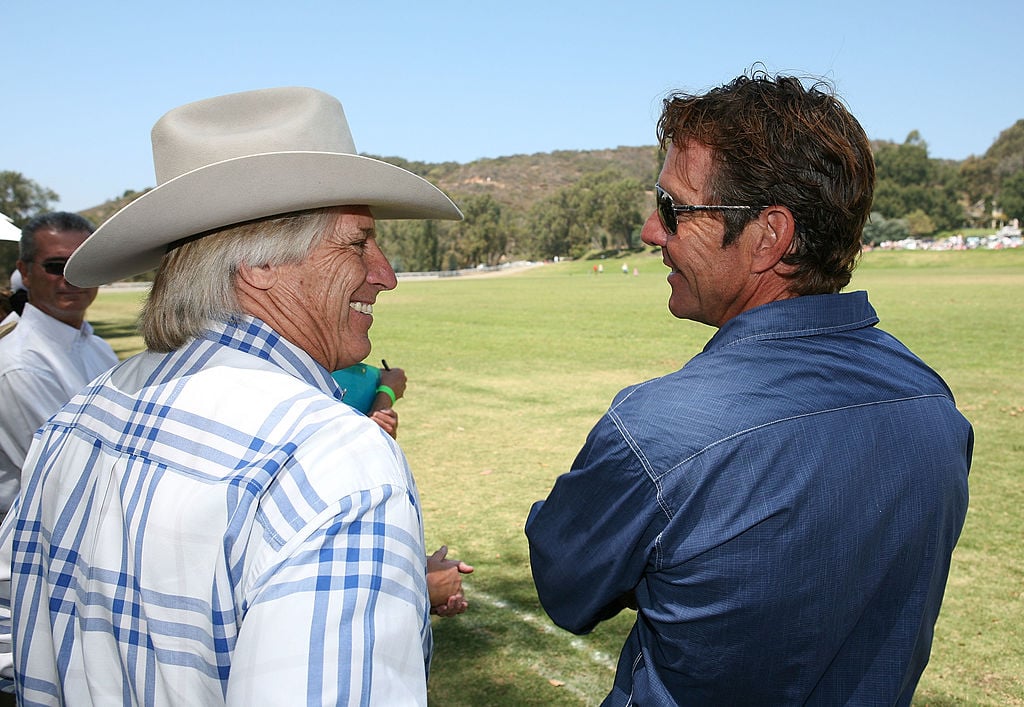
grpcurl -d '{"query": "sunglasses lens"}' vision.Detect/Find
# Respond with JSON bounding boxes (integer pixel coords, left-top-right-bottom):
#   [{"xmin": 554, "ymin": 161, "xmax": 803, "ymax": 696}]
[
  {"xmin": 42, "ymin": 261, "xmax": 66, "ymax": 277},
  {"xmin": 656, "ymin": 186, "xmax": 676, "ymax": 235}
]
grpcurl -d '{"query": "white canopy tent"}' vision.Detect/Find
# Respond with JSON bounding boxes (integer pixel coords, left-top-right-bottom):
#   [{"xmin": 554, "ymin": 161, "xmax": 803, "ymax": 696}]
[{"xmin": 1, "ymin": 213, "xmax": 21, "ymax": 242}]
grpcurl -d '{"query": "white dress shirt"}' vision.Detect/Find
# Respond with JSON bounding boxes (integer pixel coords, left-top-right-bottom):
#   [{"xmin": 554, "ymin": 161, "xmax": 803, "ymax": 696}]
[
  {"xmin": 0, "ymin": 315, "xmax": 430, "ymax": 705},
  {"xmin": 0, "ymin": 303, "xmax": 118, "ymax": 512}
]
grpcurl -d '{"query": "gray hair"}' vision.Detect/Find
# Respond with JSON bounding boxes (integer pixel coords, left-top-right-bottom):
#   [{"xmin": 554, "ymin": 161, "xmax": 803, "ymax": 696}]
[
  {"xmin": 20, "ymin": 212, "xmax": 96, "ymax": 262},
  {"xmin": 139, "ymin": 208, "xmax": 338, "ymax": 351}
]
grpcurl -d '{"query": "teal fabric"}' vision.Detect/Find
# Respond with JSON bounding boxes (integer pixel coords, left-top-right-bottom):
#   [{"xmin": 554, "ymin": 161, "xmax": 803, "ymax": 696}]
[{"xmin": 331, "ymin": 363, "xmax": 381, "ymax": 414}]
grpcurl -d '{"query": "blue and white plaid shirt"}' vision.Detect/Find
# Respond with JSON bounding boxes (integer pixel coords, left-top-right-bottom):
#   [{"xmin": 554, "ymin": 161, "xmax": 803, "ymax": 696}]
[{"xmin": 0, "ymin": 316, "xmax": 431, "ymax": 705}]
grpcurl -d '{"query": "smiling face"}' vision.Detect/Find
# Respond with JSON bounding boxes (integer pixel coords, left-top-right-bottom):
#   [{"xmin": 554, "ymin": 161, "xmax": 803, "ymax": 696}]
[
  {"xmin": 18, "ymin": 228, "xmax": 98, "ymax": 328},
  {"xmin": 260, "ymin": 206, "xmax": 397, "ymax": 371},
  {"xmin": 641, "ymin": 141, "xmax": 763, "ymax": 328}
]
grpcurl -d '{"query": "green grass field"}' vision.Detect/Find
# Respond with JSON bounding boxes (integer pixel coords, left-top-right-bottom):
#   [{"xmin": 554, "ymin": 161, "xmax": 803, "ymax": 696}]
[{"xmin": 87, "ymin": 247, "xmax": 1024, "ymax": 705}]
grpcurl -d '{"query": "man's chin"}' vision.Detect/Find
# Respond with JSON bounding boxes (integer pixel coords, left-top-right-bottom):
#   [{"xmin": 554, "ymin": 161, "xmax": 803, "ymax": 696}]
[{"xmin": 335, "ymin": 342, "xmax": 372, "ymax": 371}]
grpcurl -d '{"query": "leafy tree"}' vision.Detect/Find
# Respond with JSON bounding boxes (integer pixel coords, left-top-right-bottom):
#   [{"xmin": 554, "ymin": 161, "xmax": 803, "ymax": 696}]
[
  {"xmin": 875, "ymin": 132, "xmax": 933, "ymax": 185},
  {"xmin": 870, "ymin": 180, "xmax": 906, "ymax": 220},
  {"xmin": 450, "ymin": 194, "xmax": 506, "ymax": 266},
  {"xmin": 871, "ymin": 134, "xmax": 965, "ymax": 231},
  {"xmin": 0, "ymin": 171, "xmax": 58, "ymax": 226},
  {"xmin": 525, "ymin": 170, "xmax": 645, "ymax": 258},
  {"xmin": 593, "ymin": 176, "xmax": 644, "ymax": 248},
  {"xmin": 378, "ymin": 219, "xmax": 442, "ymax": 272},
  {"xmin": 959, "ymin": 155, "xmax": 996, "ymax": 205},
  {"xmin": 527, "ymin": 190, "xmax": 580, "ymax": 259},
  {"xmin": 980, "ymin": 120, "xmax": 1024, "ymax": 173},
  {"xmin": 959, "ymin": 120, "xmax": 1024, "ymax": 207},
  {"xmin": 862, "ymin": 212, "xmax": 909, "ymax": 246},
  {"xmin": 904, "ymin": 209, "xmax": 937, "ymax": 237},
  {"xmin": 411, "ymin": 219, "xmax": 443, "ymax": 272},
  {"xmin": 998, "ymin": 171, "xmax": 1024, "ymax": 221}
]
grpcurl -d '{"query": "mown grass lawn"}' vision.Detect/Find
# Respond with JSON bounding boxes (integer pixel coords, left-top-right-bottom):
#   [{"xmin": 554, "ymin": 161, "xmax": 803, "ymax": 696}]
[{"xmin": 89, "ymin": 247, "xmax": 1024, "ymax": 706}]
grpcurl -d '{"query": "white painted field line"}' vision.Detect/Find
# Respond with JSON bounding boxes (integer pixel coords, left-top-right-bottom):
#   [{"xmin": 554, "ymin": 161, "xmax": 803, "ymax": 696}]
[{"xmin": 469, "ymin": 589, "xmax": 619, "ymax": 673}]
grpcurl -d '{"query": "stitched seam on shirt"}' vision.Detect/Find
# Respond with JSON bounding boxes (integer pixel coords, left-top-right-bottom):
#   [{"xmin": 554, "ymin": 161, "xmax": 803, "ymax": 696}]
[
  {"xmin": 655, "ymin": 393, "xmax": 952, "ymax": 481},
  {"xmin": 714, "ymin": 316, "xmax": 879, "ymax": 348},
  {"xmin": 609, "ymin": 411, "xmax": 674, "ymax": 527},
  {"xmin": 625, "ymin": 651, "xmax": 643, "ymax": 705}
]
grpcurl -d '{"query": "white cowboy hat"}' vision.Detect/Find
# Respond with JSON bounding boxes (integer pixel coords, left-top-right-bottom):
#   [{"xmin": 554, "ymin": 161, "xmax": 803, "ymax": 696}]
[{"xmin": 66, "ymin": 87, "xmax": 462, "ymax": 286}]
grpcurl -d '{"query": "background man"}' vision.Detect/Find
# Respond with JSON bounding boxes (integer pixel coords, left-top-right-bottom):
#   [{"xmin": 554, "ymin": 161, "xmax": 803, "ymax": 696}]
[
  {"xmin": 1, "ymin": 270, "xmax": 28, "ymax": 328},
  {"xmin": 0, "ymin": 212, "xmax": 117, "ymax": 516},
  {"xmin": 526, "ymin": 71, "xmax": 972, "ymax": 705},
  {"xmin": 0, "ymin": 87, "xmax": 466, "ymax": 704}
]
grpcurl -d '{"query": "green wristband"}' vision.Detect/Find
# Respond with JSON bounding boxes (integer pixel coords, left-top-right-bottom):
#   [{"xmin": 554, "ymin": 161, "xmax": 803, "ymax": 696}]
[{"xmin": 376, "ymin": 384, "xmax": 397, "ymax": 406}]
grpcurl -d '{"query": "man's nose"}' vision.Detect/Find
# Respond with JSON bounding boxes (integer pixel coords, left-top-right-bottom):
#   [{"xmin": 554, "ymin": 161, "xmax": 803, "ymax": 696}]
[{"xmin": 640, "ymin": 211, "xmax": 667, "ymax": 247}]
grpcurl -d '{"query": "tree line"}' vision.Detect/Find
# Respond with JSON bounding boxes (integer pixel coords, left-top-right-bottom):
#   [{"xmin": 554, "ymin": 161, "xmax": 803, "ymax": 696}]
[
  {"xmin": 380, "ymin": 121, "xmax": 1024, "ymax": 269},
  {"xmin": 865, "ymin": 124, "xmax": 1024, "ymax": 244},
  {"xmin": 378, "ymin": 169, "xmax": 646, "ymax": 272},
  {"xmin": 3, "ymin": 119, "xmax": 1022, "ymax": 278}
]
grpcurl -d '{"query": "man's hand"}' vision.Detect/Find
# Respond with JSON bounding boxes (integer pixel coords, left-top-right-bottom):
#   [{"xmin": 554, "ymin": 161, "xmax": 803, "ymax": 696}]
[
  {"xmin": 368, "ymin": 408, "xmax": 398, "ymax": 438},
  {"xmin": 378, "ymin": 367, "xmax": 407, "ymax": 400},
  {"xmin": 427, "ymin": 545, "xmax": 474, "ymax": 617}
]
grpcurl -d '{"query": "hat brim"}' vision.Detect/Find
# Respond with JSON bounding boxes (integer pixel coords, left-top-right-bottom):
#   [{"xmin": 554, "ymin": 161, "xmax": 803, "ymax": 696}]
[{"xmin": 65, "ymin": 151, "xmax": 463, "ymax": 287}]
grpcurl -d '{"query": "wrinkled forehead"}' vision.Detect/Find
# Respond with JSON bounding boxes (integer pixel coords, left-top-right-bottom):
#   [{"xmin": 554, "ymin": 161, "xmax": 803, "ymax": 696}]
[{"xmin": 324, "ymin": 206, "xmax": 376, "ymax": 239}]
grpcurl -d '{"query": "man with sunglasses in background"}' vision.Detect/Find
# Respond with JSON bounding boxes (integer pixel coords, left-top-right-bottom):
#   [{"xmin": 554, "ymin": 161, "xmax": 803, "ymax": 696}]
[
  {"xmin": 0, "ymin": 212, "xmax": 117, "ymax": 519},
  {"xmin": 526, "ymin": 70, "xmax": 972, "ymax": 704}
]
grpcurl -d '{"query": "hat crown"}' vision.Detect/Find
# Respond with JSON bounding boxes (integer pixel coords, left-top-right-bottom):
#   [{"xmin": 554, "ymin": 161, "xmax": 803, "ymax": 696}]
[
  {"xmin": 151, "ymin": 87, "xmax": 357, "ymax": 185},
  {"xmin": 66, "ymin": 86, "xmax": 461, "ymax": 288}
]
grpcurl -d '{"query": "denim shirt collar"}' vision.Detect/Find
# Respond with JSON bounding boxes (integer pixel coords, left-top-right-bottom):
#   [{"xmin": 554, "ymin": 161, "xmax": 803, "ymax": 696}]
[{"xmin": 704, "ymin": 290, "xmax": 880, "ymax": 353}]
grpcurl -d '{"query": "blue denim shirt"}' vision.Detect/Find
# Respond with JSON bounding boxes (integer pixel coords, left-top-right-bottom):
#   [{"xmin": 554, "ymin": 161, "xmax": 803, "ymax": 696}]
[{"xmin": 526, "ymin": 291, "xmax": 972, "ymax": 706}]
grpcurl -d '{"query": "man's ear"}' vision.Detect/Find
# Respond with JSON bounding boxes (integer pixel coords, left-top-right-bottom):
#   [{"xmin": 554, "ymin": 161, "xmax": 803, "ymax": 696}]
[
  {"xmin": 236, "ymin": 262, "xmax": 278, "ymax": 291},
  {"xmin": 15, "ymin": 260, "xmax": 29, "ymax": 290},
  {"xmin": 750, "ymin": 206, "xmax": 796, "ymax": 274}
]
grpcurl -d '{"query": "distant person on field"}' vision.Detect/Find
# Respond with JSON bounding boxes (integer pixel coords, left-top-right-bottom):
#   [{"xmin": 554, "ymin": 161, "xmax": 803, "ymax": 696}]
[
  {"xmin": 0, "ymin": 86, "xmax": 470, "ymax": 704},
  {"xmin": 526, "ymin": 69, "xmax": 972, "ymax": 705},
  {"xmin": 0, "ymin": 212, "xmax": 117, "ymax": 518}
]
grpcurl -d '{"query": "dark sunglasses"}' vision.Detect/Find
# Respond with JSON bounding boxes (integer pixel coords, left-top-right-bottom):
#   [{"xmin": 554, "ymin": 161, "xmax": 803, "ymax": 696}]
[
  {"xmin": 655, "ymin": 183, "xmax": 763, "ymax": 235},
  {"xmin": 39, "ymin": 260, "xmax": 68, "ymax": 277}
]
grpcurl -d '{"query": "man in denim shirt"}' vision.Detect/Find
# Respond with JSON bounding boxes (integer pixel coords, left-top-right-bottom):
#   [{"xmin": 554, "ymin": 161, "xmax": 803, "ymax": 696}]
[{"xmin": 526, "ymin": 70, "xmax": 972, "ymax": 705}]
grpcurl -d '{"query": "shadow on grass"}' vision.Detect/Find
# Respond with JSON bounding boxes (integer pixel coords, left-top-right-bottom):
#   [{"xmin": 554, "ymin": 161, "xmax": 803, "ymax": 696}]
[
  {"xmin": 89, "ymin": 318, "xmax": 140, "ymax": 342},
  {"xmin": 428, "ymin": 566, "xmax": 590, "ymax": 706},
  {"xmin": 427, "ymin": 545, "xmax": 625, "ymax": 706}
]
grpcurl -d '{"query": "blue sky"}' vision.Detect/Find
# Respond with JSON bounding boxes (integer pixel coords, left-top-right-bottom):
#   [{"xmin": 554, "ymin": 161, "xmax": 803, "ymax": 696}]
[{"xmin": 4, "ymin": 0, "xmax": 1022, "ymax": 213}]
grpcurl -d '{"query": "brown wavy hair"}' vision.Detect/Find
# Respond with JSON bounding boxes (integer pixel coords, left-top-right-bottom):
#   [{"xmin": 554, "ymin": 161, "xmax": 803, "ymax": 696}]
[{"xmin": 657, "ymin": 69, "xmax": 875, "ymax": 295}]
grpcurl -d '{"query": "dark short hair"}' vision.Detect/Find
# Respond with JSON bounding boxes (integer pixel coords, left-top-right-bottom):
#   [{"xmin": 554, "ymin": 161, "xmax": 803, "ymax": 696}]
[
  {"xmin": 657, "ymin": 69, "xmax": 875, "ymax": 295},
  {"xmin": 20, "ymin": 212, "xmax": 96, "ymax": 262}
]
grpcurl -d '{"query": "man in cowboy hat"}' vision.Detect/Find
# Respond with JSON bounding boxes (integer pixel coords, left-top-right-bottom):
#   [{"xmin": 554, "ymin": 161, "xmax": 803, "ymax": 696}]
[{"xmin": 0, "ymin": 87, "xmax": 466, "ymax": 705}]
